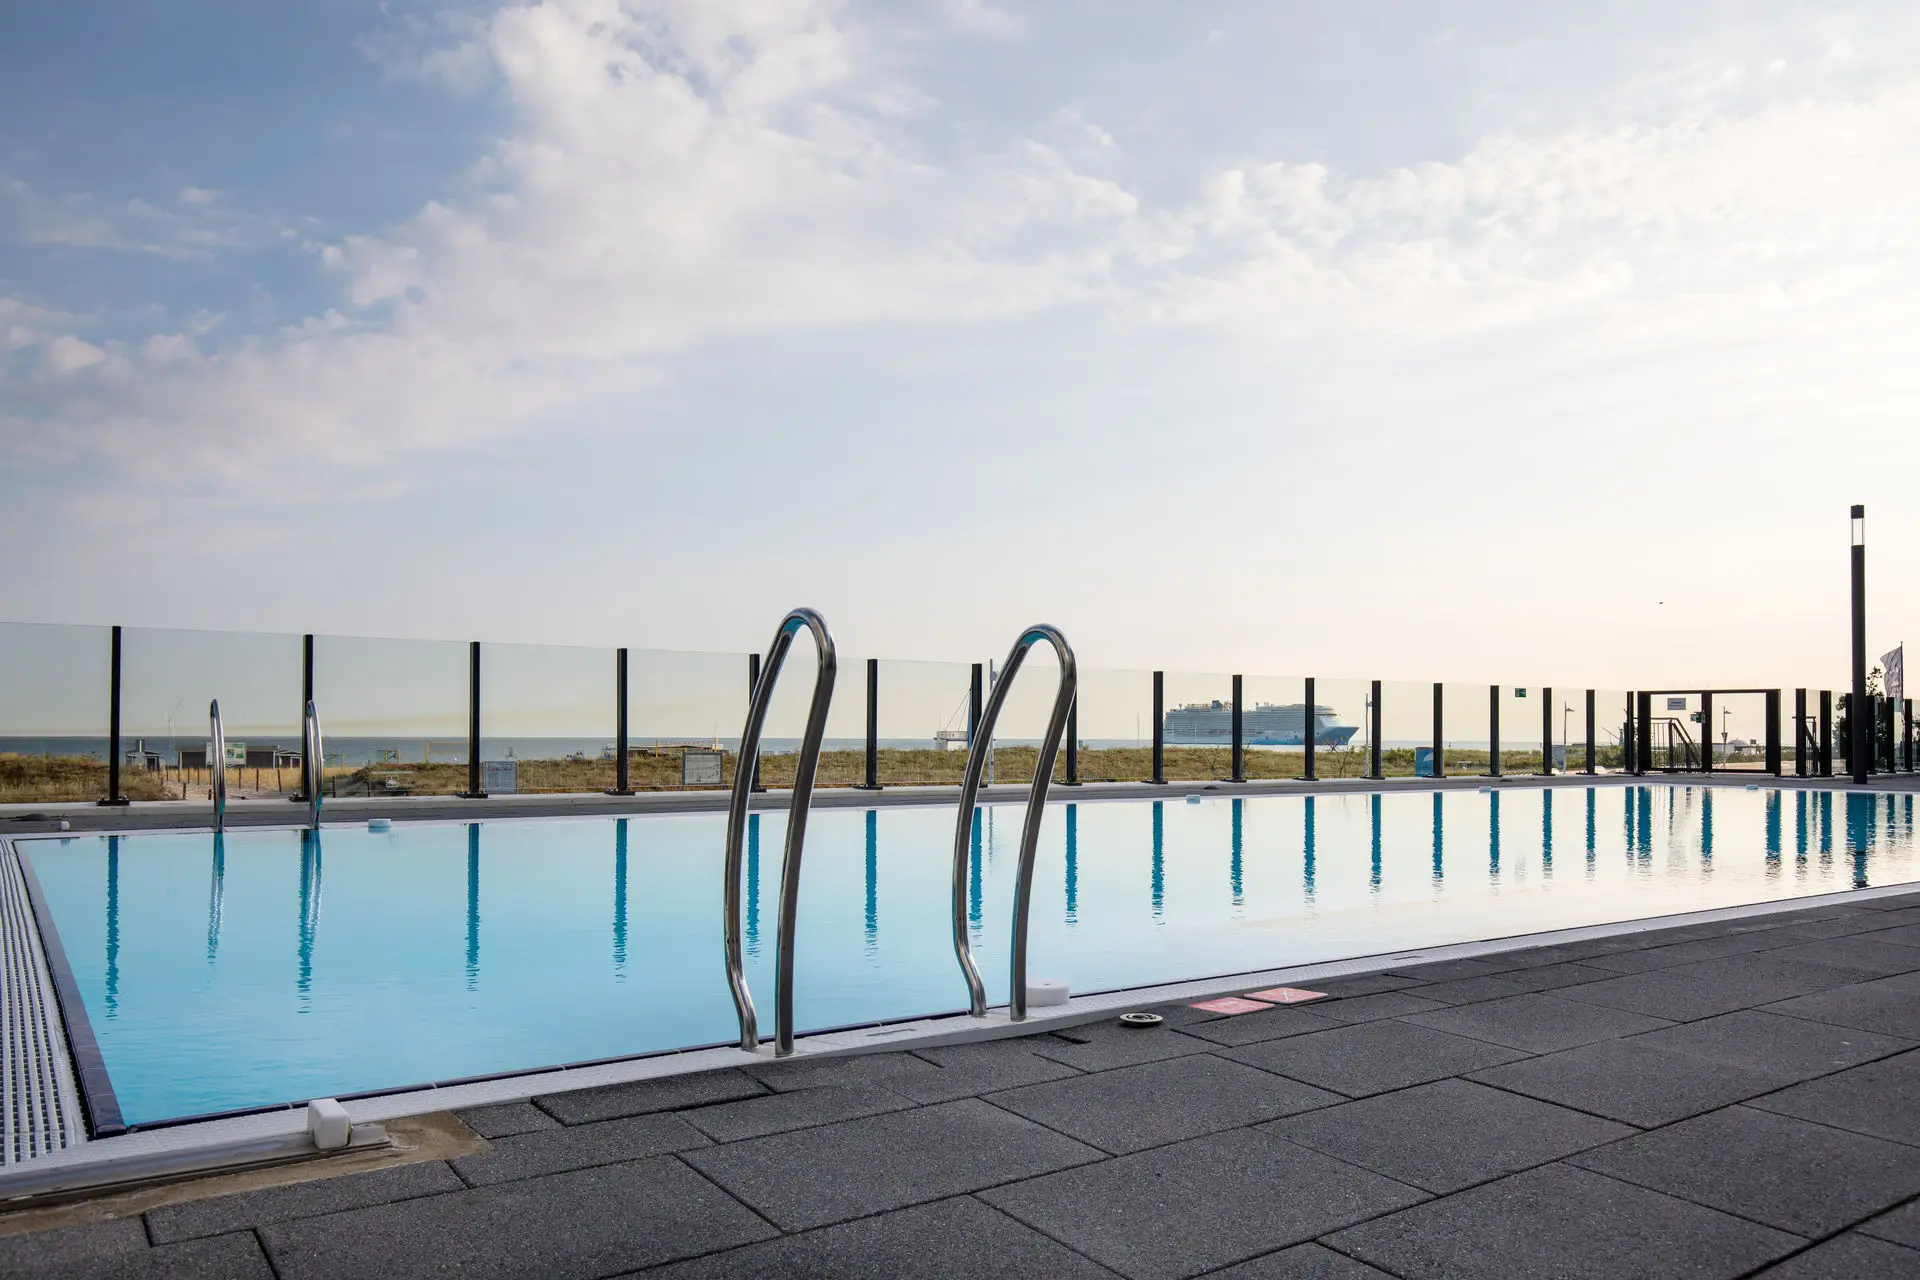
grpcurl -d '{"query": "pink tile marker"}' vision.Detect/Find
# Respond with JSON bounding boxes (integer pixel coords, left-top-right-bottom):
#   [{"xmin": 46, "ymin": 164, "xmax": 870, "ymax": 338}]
[
  {"xmin": 1190, "ymin": 996, "xmax": 1272, "ymax": 1015},
  {"xmin": 1244, "ymin": 987, "xmax": 1328, "ymax": 1005}
]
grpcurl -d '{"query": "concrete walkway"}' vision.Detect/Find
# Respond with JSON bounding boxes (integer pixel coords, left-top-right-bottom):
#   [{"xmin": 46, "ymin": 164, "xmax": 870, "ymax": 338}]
[{"xmin": 6, "ymin": 893, "xmax": 1920, "ymax": 1278}]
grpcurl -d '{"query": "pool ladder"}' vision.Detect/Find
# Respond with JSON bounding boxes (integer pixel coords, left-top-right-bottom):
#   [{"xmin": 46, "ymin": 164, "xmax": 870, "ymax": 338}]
[
  {"xmin": 209, "ymin": 700, "xmax": 227, "ymax": 832},
  {"xmin": 951, "ymin": 625, "xmax": 1077, "ymax": 1021},
  {"xmin": 722, "ymin": 608, "xmax": 837, "ymax": 1057},
  {"xmin": 302, "ymin": 700, "xmax": 324, "ymax": 829}
]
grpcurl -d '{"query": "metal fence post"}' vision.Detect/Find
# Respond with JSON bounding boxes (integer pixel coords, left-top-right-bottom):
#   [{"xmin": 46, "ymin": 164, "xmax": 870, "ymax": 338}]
[
  {"xmin": 100, "ymin": 624, "xmax": 128, "ymax": 806},
  {"xmin": 1064, "ymin": 698, "xmax": 1080, "ymax": 786},
  {"xmin": 1230, "ymin": 674, "xmax": 1244, "ymax": 783},
  {"xmin": 608, "ymin": 648, "xmax": 632, "ymax": 796},
  {"xmin": 1794, "ymin": 689, "xmax": 1808, "ymax": 776},
  {"xmin": 1432, "ymin": 682, "xmax": 1444, "ymax": 779},
  {"xmin": 1905, "ymin": 698, "xmax": 1914, "ymax": 772},
  {"xmin": 969, "ymin": 663, "xmax": 983, "ymax": 745},
  {"xmin": 1151, "ymin": 670, "xmax": 1165, "ymax": 785},
  {"xmin": 748, "ymin": 654, "xmax": 766, "ymax": 793},
  {"xmin": 1765, "ymin": 689, "xmax": 1782, "ymax": 776},
  {"xmin": 1368, "ymin": 679, "xmax": 1383, "ymax": 780},
  {"xmin": 1701, "ymin": 690, "xmax": 1714, "ymax": 774},
  {"xmin": 464, "ymin": 641, "xmax": 486, "ymax": 798},
  {"xmin": 293, "ymin": 633, "xmax": 315, "ymax": 802},
  {"xmin": 1540, "ymin": 686, "xmax": 1553, "ymax": 776},
  {"xmin": 1303, "ymin": 677, "xmax": 1317, "ymax": 781},
  {"xmin": 1637, "ymin": 691, "xmax": 1653, "ymax": 774},
  {"xmin": 1488, "ymin": 685, "xmax": 1501, "ymax": 777},
  {"xmin": 1584, "ymin": 689, "xmax": 1596, "ymax": 775},
  {"xmin": 859, "ymin": 658, "xmax": 880, "ymax": 790},
  {"xmin": 1819, "ymin": 690, "xmax": 1833, "ymax": 776}
]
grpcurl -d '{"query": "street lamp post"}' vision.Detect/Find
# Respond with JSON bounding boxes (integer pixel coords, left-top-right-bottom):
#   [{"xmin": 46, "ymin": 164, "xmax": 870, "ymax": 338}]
[{"xmin": 1851, "ymin": 504, "xmax": 1869, "ymax": 785}]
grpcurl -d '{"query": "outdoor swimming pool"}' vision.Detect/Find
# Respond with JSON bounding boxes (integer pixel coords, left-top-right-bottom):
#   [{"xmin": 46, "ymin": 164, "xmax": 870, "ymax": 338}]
[{"xmin": 17, "ymin": 784, "xmax": 1919, "ymax": 1128}]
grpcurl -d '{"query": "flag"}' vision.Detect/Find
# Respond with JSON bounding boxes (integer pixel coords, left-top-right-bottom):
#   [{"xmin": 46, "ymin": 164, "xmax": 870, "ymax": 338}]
[{"xmin": 1884, "ymin": 645, "xmax": 1904, "ymax": 702}]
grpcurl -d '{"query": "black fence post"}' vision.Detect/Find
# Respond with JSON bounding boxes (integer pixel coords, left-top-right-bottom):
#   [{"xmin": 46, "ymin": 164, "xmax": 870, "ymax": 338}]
[
  {"xmin": 1151, "ymin": 670, "xmax": 1165, "ymax": 785},
  {"xmin": 1584, "ymin": 689, "xmax": 1596, "ymax": 775},
  {"xmin": 294, "ymin": 633, "xmax": 315, "ymax": 802},
  {"xmin": 748, "ymin": 654, "xmax": 766, "ymax": 793},
  {"xmin": 1064, "ymin": 697, "xmax": 1080, "ymax": 785},
  {"xmin": 100, "ymin": 624, "xmax": 128, "ymax": 806},
  {"xmin": 1488, "ymin": 685, "xmax": 1501, "ymax": 777},
  {"xmin": 1819, "ymin": 690, "xmax": 1833, "ymax": 776},
  {"xmin": 1432, "ymin": 682, "xmax": 1445, "ymax": 779},
  {"xmin": 1368, "ymin": 679, "xmax": 1383, "ymax": 780},
  {"xmin": 1230, "ymin": 674, "xmax": 1244, "ymax": 783},
  {"xmin": 464, "ymin": 641, "xmax": 486, "ymax": 798},
  {"xmin": 608, "ymin": 648, "xmax": 632, "ymax": 796},
  {"xmin": 1904, "ymin": 697, "xmax": 1914, "ymax": 772},
  {"xmin": 1540, "ymin": 686, "xmax": 1554, "ymax": 776},
  {"xmin": 1765, "ymin": 688, "xmax": 1782, "ymax": 776},
  {"xmin": 858, "ymin": 658, "xmax": 880, "ymax": 789},
  {"xmin": 1637, "ymin": 691, "xmax": 1653, "ymax": 774},
  {"xmin": 1303, "ymin": 677, "xmax": 1317, "ymax": 781},
  {"xmin": 1795, "ymin": 689, "xmax": 1809, "ymax": 776},
  {"xmin": 968, "ymin": 663, "xmax": 983, "ymax": 745},
  {"xmin": 1701, "ymin": 690, "xmax": 1714, "ymax": 773}
]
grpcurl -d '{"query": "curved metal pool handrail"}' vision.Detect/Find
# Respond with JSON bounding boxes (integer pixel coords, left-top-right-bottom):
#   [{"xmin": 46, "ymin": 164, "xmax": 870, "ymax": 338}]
[
  {"xmin": 209, "ymin": 699, "xmax": 227, "ymax": 832},
  {"xmin": 722, "ymin": 608, "xmax": 837, "ymax": 1056},
  {"xmin": 304, "ymin": 700, "xmax": 324, "ymax": 830},
  {"xmin": 951, "ymin": 624, "xmax": 1077, "ymax": 1021}
]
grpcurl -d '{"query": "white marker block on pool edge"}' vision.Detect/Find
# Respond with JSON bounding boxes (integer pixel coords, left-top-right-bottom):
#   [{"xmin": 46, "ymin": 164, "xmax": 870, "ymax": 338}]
[
  {"xmin": 307, "ymin": 1098, "xmax": 351, "ymax": 1150},
  {"xmin": 1027, "ymin": 978, "xmax": 1069, "ymax": 1007}
]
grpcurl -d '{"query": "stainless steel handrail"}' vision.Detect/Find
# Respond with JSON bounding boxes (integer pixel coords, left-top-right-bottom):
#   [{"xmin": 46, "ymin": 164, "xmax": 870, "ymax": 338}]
[
  {"xmin": 209, "ymin": 699, "xmax": 227, "ymax": 832},
  {"xmin": 303, "ymin": 700, "xmax": 324, "ymax": 829},
  {"xmin": 951, "ymin": 624, "xmax": 1076, "ymax": 1020},
  {"xmin": 722, "ymin": 608, "xmax": 837, "ymax": 1056}
]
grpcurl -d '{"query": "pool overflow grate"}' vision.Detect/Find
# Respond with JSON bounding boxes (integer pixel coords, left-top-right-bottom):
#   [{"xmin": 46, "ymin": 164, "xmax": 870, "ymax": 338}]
[{"xmin": 0, "ymin": 842, "xmax": 84, "ymax": 1165}]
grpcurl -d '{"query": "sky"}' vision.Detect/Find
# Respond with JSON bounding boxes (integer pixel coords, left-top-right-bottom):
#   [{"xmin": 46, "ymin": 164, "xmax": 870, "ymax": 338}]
[{"xmin": 3, "ymin": 0, "xmax": 1918, "ymax": 701}]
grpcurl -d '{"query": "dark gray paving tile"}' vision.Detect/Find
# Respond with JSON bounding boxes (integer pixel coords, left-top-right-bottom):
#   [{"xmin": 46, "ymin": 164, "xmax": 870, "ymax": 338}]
[
  {"xmin": 1404, "ymin": 992, "xmax": 1671, "ymax": 1053},
  {"xmin": 451, "ymin": 1112, "xmax": 708, "ymax": 1187},
  {"xmin": 982, "ymin": 1127, "xmax": 1426, "ymax": 1280},
  {"xmin": 1750, "ymin": 1049, "xmax": 1920, "ymax": 1144},
  {"xmin": 639, "ymin": 1195, "xmax": 1116, "ymax": 1279},
  {"xmin": 1309, "ymin": 991, "xmax": 1454, "ymax": 1022},
  {"xmin": 1385, "ymin": 956, "xmax": 1519, "ymax": 981},
  {"xmin": 742, "ymin": 1050, "xmax": 944, "ymax": 1094},
  {"xmin": 1676, "ymin": 952, "xmax": 1883, "ymax": 997},
  {"xmin": 458, "ymin": 1101, "xmax": 559, "ymax": 1139},
  {"xmin": 262, "ymin": 1156, "xmax": 773, "ymax": 1280},
  {"xmin": 1488, "ymin": 961, "xmax": 1621, "ymax": 992},
  {"xmin": 1555, "ymin": 969, "xmax": 1782, "ymax": 1021},
  {"xmin": 1753, "ymin": 1233, "xmax": 1920, "ymax": 1278},
  {"xmin": 1629, "ymin": 1010, "xmax": 1913, "ymax": 1082},
  {"xmin": 1861, "ymin": 1197, "xmax": 1920, "ymax": 1248},
  {"xmin": 1265, "ymin": 1078, "xmax": 1631, "ymax": 1193},
  {"xmin": 0, "ymin": 1218, "xmax": 149, "ymax": 1275},
  {"xmin": 1474, "ymin": 944, "xmax": 1594, "ymax": 968},
  {"xmin": 1764, "ymin": 972, "xmax": 1920, "ymax": 1039},
  {"xmin": 1579, "ymin": 931, "xmax": 1792, "ymax": 972},
  {"xmin": 148, "ymin": 1160, "xmax": 466, "ymax": 1243},
  {"xmin": 1570, "ymin": 1107, "xmax": 1920, "ymax": 1237},
  {"xmin": 893, "ymin": 1038, "xmax": 1083, "ymax": 1102},
  {"xmin": 1204, "ymin": 1242, "xmax": 1394, "ymax": 1278},
  {"xmin": 1398, "ymin": 975, "xmax": 1532, "ymax": 1005},
  {"xmin": 21, "ymin": 1233, "xmax": 273, "ymax": 1280},
  {"xmin": 681, "ymin": 1082, "xmax": 914, "ymax": 1142},
  {"xmin": 1327, "ymin": 1162, "xmax": 1800, "ymax": 1280},
  {"xmin": 1771, "ymin": 936, "xmax": 1920, "ymax": 977},
  {"xmin": 1224, "ymin": 1020, "xmax": 1528, "ymax": 1097},
  {"xmin": 1310, "ymin": 973, "xmax": 1423, "ymax": 997},
  {"xmin": 684, "ymin": 1098, "xmax": 1101, "ymax": 1230},
  {"xmin": 1863, "ymin": 922, "xmax": 1920, "ymax": 947},
  {"xmin": 1030, "ymin": 1018, "xmax": 1214, "ymax": 1071},
  {"xmin": 1173, "ymin": 1006, "xmax": 1345, "ymax": 1046},
  {"xmin": 534, "ymin": 1067, "xmax": 766, "ymax": 1124},
  {"xmin": 988, "ymin": 1053, "xmax": 1339, "ymax": 1154},
  {"xmin": 1470, "ymin": 1039, "xmax": 1787, "ymax": 1128}
]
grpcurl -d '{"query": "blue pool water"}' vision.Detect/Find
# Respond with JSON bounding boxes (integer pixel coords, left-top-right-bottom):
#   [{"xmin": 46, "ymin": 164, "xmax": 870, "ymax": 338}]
[{"xmin": 19, "ymin": 785, "xmax": 1919, "ymax": 1127}]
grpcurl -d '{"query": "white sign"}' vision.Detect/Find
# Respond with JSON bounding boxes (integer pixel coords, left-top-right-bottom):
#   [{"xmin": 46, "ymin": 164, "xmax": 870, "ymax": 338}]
[
  {"xmin": 683, "ymin": 750, "xmax": 724, "ymax": 786},
  {"xmin": 481, "ymin": 759, "xmax": 517, "ymax": 794},
  {"xmin": 1884, "ymin": 645, "xmax": 1905, "ymax": 702},
  {"xmin": 224, "ymin": 740, "xmax": 247, "ymax": 766},
  {"xmin": 1667, "ymin": 697, "xmax": 1687, "ymax": 711}
]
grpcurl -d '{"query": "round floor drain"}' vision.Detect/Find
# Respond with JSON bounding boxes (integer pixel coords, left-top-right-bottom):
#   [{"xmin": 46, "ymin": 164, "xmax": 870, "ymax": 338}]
[{"xmin": 1118, "ymin": 1012, "xmax": 1164, "ymax": 1028}]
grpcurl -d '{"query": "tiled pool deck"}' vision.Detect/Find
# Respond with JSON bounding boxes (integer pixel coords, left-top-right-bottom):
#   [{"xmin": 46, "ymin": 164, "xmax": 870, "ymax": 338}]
[{"xmin": 7, "ymin": 895, "xmax": 1920, "ymax": 1277}]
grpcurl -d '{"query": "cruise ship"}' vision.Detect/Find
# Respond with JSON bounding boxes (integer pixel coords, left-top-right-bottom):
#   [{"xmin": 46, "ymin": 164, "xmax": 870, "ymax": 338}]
[{"xmin": 1162, "ymin": 701, "xmax": 1359, "ymax": 746}]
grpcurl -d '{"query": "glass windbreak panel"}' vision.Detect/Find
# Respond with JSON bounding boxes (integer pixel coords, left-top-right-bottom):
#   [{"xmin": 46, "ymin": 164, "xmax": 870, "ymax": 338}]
[
  {"xmin": 873, "ymin": 659, "xmax": 971, "ymax": 786},
  {"xmin": 314, "ymin": 634, "xmax": 470, "ymax": 796},
  {"xmin": 1311, "ymin": 677, "xmax": 1373, "ymax": 778},
  {"xmin": 627, "ymin": 648, "xmax": 749, "ymax": 790},
  {"xmin": 1238, "ymin": 674, "xmax": 1306, "ymax": 780},
  {"xmin": 0, "ymin": 622, "xmax": 114, "ymax": 802},
  {"xmin": 1442, "ymin": 682, "xmax": 1493, "ymax": 775},
  {"xmin": 1647, "ymin": 692, "xmax": 1701, "ymax": 771},
  {"xmin": 1073, "ymin": 667, "xmax": 1153, "ymax": 782},
  {"xmin": 979, "ymin": 644, "xmax": 1067, "ymax": 787},
  {"xmin": 481, "ymin": 643, "xmax": 615, "ymax": 794},
  {"xmin": 1549, "ymin": 686, "xmax": 1592, "ymax": 774},
  {"xmin": 1498, "ymin": 685, "xmax": 1546, "ymax": 776},
  {"xmin": 121, "ymin": 627, "xmax": 304, "ymax": 801},
  {"xmin": 1160, "ymin": 670, "xmax": 1233, "ymax": 782},
  {"xmin": 1378, "ymin": 679, "xmax": 1431, "ymax": 777},
  {"xmin": 755, "ymin": 640, "xmax": 866, "ymax": 790},
  {"xmin": 1598, "ymin": 690, "xmax": 1633, "ymax": 772}
]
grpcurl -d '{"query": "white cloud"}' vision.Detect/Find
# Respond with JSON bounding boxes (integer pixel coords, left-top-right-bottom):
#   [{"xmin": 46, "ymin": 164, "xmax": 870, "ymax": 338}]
[
  {"xmin": 43, "ymin": 335, "xmax": 109, "ymax": 375},
  {"xmin": 2, "ymin": 177, "xmax": 271, "ymax": 260}
]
